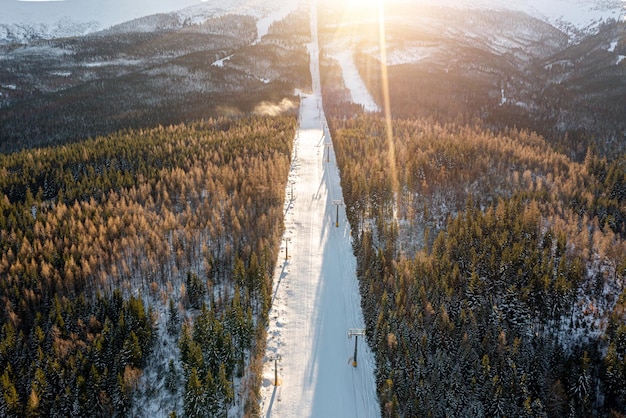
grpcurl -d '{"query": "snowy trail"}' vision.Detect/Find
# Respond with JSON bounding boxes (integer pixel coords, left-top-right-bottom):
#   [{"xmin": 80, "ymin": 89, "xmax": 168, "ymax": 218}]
[
  {"xmin": 212, "ymin": 2, "xmax": 301, "ymax": 67},
  {"xmin": 259, "ymin": 1, "xmax": 379, "ymax": 417},
  {"xmin": 332, "ymin": 50, "xmax": 381, "ymax": 113}
]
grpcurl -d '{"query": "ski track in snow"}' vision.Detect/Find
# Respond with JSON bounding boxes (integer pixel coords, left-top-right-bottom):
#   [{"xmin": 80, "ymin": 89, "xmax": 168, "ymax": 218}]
[
  {"xmin": 332, "ymin": 50, "xmax": 381, "ymax": 113},
  {"xmin": 259, "ymin": 1, "xmax": 379, "ymax": 417},
  {"xmin": 212, "ymin": 1, "xmax": 302, "ymax": 67}
]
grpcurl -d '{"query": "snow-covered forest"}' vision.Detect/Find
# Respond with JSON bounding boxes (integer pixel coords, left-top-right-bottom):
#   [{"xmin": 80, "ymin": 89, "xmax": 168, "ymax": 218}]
[
  {"xmin": 323, "ymin": 113, "xmax": 626, "ymax": 416},
  {"xmin": 0, "ymin": 0, "xmax": 625, "ymax": 416},
  {"xmin": 0, "ymin": 116, "xmax": 297, "ymax": 416}
]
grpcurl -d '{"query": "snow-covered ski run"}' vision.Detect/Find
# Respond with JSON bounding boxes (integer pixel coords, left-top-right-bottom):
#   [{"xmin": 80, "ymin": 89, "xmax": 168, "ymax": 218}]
[{"xmin": 259, "ymin": 1, "xmax": 380, "ymax": 417}]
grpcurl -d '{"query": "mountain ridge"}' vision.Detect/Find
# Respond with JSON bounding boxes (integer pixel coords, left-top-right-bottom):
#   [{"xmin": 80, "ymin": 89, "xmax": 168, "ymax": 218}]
[
  {"xmin": 0, "ymin": 0, "xmax": 296, "ymax": 43},
  {"xmin": 1, "ymin": 0, "xmax": 624, "ymax": 44}
]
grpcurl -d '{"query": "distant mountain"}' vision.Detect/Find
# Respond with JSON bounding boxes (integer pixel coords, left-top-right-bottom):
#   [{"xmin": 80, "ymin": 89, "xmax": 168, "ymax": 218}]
[
  {"xmin": 2, "ymin": 0, "xmax": 624, "ymax": 44},
  {"xmin": 0, "ymin": 0, "xmax": 298, "ymax": 43},
  {"xmin": 0, "ymin": 16, "xmax": 101, "ymax": 43},
  {"xmin": 442, "ymin": 0, "xmax": 626, "ymax": 39}
]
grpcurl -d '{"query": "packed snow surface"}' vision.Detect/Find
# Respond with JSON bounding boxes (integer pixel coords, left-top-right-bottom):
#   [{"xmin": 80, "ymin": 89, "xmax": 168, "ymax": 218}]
[
  {"xmin": 259, "ymin": 93, "xmax": 379, "ymax": 417},
  {"xmin": 259, "ymin": 1, "xmax": 380, "ymax": 416},
  {"xmin": 332, "ymin": 50, "xmax": 381, "ymax": 113}
]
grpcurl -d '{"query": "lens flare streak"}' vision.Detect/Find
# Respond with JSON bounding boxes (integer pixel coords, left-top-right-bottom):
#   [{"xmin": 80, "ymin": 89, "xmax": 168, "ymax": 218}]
[{"xmin": 376, "ymin": 1, "xmax": 399, "ymax": 220}]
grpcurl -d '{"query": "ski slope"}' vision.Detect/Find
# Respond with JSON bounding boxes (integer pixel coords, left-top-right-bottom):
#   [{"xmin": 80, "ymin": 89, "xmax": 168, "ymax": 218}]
[
  {"xmin": 333, "ymin": 50, "xmax": 381, "ymax": 113},
  {"xmin": 259, "ymin": 1, "xmax": 380, "ymax": 417}
]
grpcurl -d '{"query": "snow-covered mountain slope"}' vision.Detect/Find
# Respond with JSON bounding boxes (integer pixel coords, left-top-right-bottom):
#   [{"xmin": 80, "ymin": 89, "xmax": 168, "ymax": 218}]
[
  {"xmin": 326, "ymin": 0, "xmax": 625, "ymax": 40},
  {"xmin": 412, "ymin": 0, "xmax": 625, "ymax": 32},
  {"xmin": 0, "ymin": 0, "xmax": 299, "ymax": 42},
  {"xmin": 2, "ymin": 0, "xmax": 624, "ymax": 44},
  {"xmin": 0, "ymin": 0, "xmax": 193, "ymax": 41}
]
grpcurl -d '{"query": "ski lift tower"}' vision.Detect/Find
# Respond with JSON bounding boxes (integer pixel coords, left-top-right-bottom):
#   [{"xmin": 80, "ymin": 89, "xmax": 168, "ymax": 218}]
[
  {"xmin": 324, "ymin": 142, "xmax": 332, "ymax": 163},
  {"xmin": 284, "ymin": 237, "xmax": 291, "ymax": 261},
  {"xmin": 332, "ymin": 200, "xmax": 343, "ymax": 228},
  {"xmin": 268, "ymin": 354, "xmax": 282, "ymax": 386},
  {"xmin": 347, "ymin": 328, "xmax": 366, "ymax": 367}
]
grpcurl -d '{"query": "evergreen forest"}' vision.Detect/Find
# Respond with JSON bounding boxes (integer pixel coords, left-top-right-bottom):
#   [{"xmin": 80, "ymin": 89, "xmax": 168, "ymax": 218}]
[
  {"xmin": 0, "ymin": 115, "xmax": 297, "ymax": 416},
  {"xmin": 326, "ymin": 112, "xmax": 626, "ymax": 417}
]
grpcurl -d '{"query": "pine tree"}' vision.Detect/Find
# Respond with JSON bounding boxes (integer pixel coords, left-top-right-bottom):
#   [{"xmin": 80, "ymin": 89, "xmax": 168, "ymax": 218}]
[
  {"xmin": 121, "ymin": 332, "xmax": 143, "ymax": 368},
  {"xmin": 217, "ymin": 362, "xmax": 234, "ymax": 408},
  {"xmin": 165, "ymin": 359, "xmax": 180, "ymax": 395},
  {"xmin": 183, "ymin": 368, "xmax": 204, "ymax": 418},
  {"xmin": 0, "ymin": 369, "xmax": 20, "ymax": 418},
  {"xmin": 166, "ymin": 298, "xmax": 180, "ymax": 337},
  {"xmin": 186, "ymin": 272, "xmax": 206, "ymax": 309}
]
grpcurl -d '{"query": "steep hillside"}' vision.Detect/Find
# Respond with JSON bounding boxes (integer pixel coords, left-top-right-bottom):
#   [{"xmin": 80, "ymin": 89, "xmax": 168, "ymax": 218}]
[
  {"xmin": 0, "ymin": 10, "xmax": 310, "ymax": 153},
  {"xmin": 319, "ymin": 4, "xmax": 626, "ymax": 160}
]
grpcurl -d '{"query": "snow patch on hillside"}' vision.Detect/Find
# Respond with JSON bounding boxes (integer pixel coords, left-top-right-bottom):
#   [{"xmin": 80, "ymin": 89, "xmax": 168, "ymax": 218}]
[
  {"xmin": 385, "ymin": 44, "xmax": 436, "ymax": 65},
  {"xmin": 175, "ymin": 0, "xmax": 295, "ymax": 30},
  {"xmin": 210, "ymin": 1, "xmax": 304, "ymax": 67}
]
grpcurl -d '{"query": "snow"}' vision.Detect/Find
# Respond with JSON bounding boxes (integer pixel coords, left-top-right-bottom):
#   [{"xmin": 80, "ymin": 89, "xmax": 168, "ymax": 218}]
[
  {"xmin": 608, "ymin": 40, "xmax": 625, "ymax": 64},
  {"xmin": 212, "ymin": 55, "xmax": 232, "ymax": 67},
  {"xmin": 259, "ymin": 93, "xmax": 379, "ymax": 417},
  {"xmin": 409, "ymin": 0, "xmax": 625, "ymax": 31},
  {"xmin": 254, "ymin": 2, "xmax": 302, "ymax": 44},
  {"xmin": 211, "ymin": 1, "xmax": 303, "ymax": 67},
  {"xmin": 384, "ymin": 45, "xmax": 435, "ymax": 65},
  {"xmin": 331, "ymin": 50, "xmax": 380, "ymax": 113},
  {"xmin": 259, "ymin": 0, "xmax": 379, "ymax": 416},
  {"xmin": 50, "ymin": 70, "xmax": 71, "ymax": 77},
  {"xmin": 1, "ymin": 0, "xmax": 200, "ymax": 31},
  {"xmin": 80, "ymin": 59, "xmax": 142, "ymax": 68}
]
